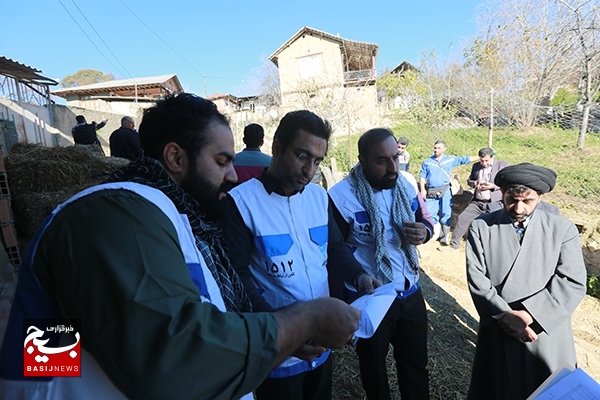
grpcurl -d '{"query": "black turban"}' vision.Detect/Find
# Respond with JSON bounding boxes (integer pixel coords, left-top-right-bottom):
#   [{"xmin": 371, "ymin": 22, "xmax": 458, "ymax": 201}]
[{"xmin": 494, "ymin": 163, "xmax": 557, "ymax": 193}]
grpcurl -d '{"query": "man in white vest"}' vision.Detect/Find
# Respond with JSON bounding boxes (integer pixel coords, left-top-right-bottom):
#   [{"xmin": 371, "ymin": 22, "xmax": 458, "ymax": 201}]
[
  {"xmin": 329, "ymin": 128, "xmax": 433, "ymax": 400},
  {"xmin": 221, "ymin": 110, "xmax": 380, "ymax": 400},
  {"xmin": 0, "ymin": 94, "xmax": 361, "ymax": 400}
]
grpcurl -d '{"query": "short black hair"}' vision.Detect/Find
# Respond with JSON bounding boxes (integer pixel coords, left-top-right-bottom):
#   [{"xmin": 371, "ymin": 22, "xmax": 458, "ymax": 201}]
[
  {"xmin": 139, "ymin": 93, "xmax": 229, "ymax": 162},
  {"xmin": 358, "ymin": 128, "xmax": 395, "ymax": 158},
  {"xmin": 434, "ymin": 140, "xmax": 446, "ymax": 147},
  {"xmin": 397, "ymin": 137, "xmax": 409, "ymax": 146},
  {"xmin": 121, "ymin": 116, "xmax": 133, "ymax": 125},
  {"xmin": 75, "ymin": 115, "xmax": 86, "ymax": 124},
  {"xmin": 478, "ymin": 147, "xmax": 494, "ymax": 157},
  {"xmin": 273, "ymin": 110, "xmax": 332, "ymax": 152},
  {"xmin": 243, "ymin": 123, "xmax": 264, "ymax": 148}
]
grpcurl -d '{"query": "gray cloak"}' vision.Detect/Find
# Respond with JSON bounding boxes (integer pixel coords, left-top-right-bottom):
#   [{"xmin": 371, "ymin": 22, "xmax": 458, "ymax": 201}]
[{"xmin": 466, "ymin": 208, "xmax": 587, "ymax": 400}]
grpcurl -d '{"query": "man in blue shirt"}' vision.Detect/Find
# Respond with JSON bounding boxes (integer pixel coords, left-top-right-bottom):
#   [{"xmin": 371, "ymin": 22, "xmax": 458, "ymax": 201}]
[
  {"xmin": 233, "ymin": 123, "xmax": 272, "ymax": 184},
  {"xmin": 419, "ymin": 140, "xmax": 477, "ymax": 244}
]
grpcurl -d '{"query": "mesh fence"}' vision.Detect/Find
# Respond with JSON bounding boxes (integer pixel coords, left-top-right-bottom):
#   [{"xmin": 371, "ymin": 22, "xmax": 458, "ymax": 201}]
[{"xmin": 333, "ymin": 93, "xmax": 600, "ymax": 215}]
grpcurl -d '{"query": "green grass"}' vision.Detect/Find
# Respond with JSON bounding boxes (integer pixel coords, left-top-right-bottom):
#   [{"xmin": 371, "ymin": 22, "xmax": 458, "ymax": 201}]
[
  {"xmin": 325, "ymin": 124, "xmax": 600, "ymax": 205},
  {"xmin": 588, "ymin": 275, "xmax": 600, "ymax": 298}
]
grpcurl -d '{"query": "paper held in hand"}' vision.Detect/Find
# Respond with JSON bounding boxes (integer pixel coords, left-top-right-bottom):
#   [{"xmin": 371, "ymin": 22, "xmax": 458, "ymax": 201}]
[{"xmin": 350, "ymin": 282, "xmax": 397, "ymax": 339}]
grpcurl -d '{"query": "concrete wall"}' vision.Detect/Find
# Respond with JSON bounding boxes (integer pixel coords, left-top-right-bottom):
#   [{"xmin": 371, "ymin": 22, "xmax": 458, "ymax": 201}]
[
  {"xmin": 0, "ymin": 99, "xmax": 65, "ymax": 148},
  {"xmin": 0, "ymin": 99, "xmax": 138, "ymax": 154}
]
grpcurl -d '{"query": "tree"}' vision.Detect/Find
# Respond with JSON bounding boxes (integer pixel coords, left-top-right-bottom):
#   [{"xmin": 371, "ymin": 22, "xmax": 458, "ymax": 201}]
[
  {"xmin": 557, "ymin": 0, "xmax": 600, "ymax": 149},
  {"xmin": 60, "ymin": 69, "xmax": 115, "ymax": 87},
  {"xmin": 250, "ymin": 56, "xmax": 281, "ymax": 108},
  {"xmin": 467, "ymin": 0, "xmax": 575, "ymax": 129}
]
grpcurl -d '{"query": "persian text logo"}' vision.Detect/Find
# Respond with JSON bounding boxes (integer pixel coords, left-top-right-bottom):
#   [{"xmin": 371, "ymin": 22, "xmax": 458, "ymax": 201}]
[{"xmin": 23, "ymin": 320, "xmax": 81, "ymax": 377}]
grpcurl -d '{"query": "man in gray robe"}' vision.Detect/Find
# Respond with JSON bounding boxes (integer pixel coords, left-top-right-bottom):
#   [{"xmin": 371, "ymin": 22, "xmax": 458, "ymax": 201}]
[{"xmin": 466, "ymin": 163, "xmax": 587, "ymax": 400}]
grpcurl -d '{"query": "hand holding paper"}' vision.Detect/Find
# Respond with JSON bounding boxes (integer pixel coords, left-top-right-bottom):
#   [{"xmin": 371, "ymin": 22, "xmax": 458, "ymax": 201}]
[{"xmin": 350, "ymin": 282, "xmax": 397, "ymax": 339}]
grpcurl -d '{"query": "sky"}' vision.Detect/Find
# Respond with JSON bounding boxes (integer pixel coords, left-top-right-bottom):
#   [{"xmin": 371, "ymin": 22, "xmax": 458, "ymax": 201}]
[{"xmin": 2, "ymin": 0, "xmax": 484, "ymax": 98}]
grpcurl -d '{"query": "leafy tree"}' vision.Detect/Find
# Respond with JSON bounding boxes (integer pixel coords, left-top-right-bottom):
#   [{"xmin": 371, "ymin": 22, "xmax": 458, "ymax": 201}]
[{"xmin": 60, "ymin": 69, "xmax": 115, "ymax": 87}]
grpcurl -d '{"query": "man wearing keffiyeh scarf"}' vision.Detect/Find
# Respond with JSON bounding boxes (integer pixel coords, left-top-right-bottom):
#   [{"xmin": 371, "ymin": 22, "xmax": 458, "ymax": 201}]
[
  {"xmin": 329, "ymin": 128, "xmax": 434, "ymax": 400},
  {"xmin": 105, "ymin": 153, "xmax": 251, "ymax": 313}
]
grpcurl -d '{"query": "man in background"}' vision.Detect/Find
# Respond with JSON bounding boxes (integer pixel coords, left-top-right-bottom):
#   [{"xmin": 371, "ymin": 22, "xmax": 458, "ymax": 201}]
[
  {"xmin": 397, "ymin": 137, "xmax": 411, "ymax": 172},
  {"xmin": 233, "ymin": 123, "xmax": 272, "ymax": 183},
  {"xmin": 330, "ymin": 128, "xmax": 433, "ymax": 400},
  {"xmin": 109, "ymin": 116, "xmax": 141, "ymax": 161},
  {"xmin": 71, "ymin": 114, "xmax": 108, "ymax": 156},
  {"xmin": 466, "ymin": 163, "xmax": 586, "ymax": 399},
  {"xmin": 419, "ymin": 140, "xmax": 477, "ymax": 244},
  {"xmin": 439, "ymin": 147, "xmax": 508, "ymax": 252}
]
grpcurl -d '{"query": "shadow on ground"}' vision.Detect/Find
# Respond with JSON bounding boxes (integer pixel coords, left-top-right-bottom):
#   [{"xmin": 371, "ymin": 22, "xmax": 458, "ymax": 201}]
[{"xmin": 332, "ymin": 269, "xmax": 479, "ymax": 400}]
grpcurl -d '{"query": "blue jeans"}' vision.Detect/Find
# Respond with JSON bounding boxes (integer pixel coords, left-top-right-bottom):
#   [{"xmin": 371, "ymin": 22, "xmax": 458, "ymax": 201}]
[{"xmin": 425, "ymin": 190, "xmax": 452, "ymax": 226}]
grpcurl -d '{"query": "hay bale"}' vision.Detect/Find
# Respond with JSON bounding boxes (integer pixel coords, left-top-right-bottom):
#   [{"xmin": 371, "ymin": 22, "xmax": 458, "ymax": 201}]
[
  {"xmin": 5, "ymin": 143, "xmax": 130, "ymax": 252},
  {"xmin": 5, "ymin": 143, "xmax": 129, "ymax": 196}
]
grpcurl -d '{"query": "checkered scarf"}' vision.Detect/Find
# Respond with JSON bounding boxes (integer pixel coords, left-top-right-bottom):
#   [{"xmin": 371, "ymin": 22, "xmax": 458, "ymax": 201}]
[
  {"xmin": 347, "ymin": 164, "xmax": 420, "ymax": 284},
  {"xmin": 105, "ymin": 155, "xmax": 252, "ymax": 313}
]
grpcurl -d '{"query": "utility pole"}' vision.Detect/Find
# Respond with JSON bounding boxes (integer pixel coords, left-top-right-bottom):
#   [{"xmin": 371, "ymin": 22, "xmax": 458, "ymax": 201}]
[
  {"xmin": 488, "ymin": 88, "xmax": 494, "ymax": 148},
  {"xmin": 203, "ymin": 75, "xmax": 207, "ymax": 98}
]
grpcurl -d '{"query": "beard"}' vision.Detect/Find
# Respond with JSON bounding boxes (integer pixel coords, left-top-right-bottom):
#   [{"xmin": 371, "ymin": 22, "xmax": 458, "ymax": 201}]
[
  {"xmin": 379, "ymin": 172, "xmax": 398, "ymax": 189},
  {"xmin": 180, "ymin": 168, "xmax": 233, "ymax": 221},
  {"xmin": 507, "ymin": 209, "xmax": 530, "ymax": 222},
  {"xmin": 364, "ymin": 167, "xmax": 398, "ymax": 190}
]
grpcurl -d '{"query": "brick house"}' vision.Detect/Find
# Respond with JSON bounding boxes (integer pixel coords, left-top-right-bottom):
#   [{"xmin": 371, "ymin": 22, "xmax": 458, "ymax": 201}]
[{"xmin": 269, "ymin": 27, "xmax": 379, "ymax": 135}]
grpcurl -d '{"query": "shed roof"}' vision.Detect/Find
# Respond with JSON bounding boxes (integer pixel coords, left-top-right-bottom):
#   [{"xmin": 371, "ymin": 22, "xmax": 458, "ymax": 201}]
[
  {"xmin": 52, "ymin": 74, "xmax": 182, "ymax": 97},
  {"xmin": 0, "ymin": 56, "xmax": 58, "ymax": 85},
  {"xmin": 269, "ymin": 26, "xmax": 378, "ymax": 70},
  {"xmin": 391, "ymin": 61, "xmax": 420, "ymax": 75}
]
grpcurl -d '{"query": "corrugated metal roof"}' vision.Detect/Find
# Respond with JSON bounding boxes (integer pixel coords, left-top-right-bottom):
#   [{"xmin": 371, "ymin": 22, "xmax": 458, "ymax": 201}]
[
  {"xmin": 52, "ymin": 74, "xmax": 182, "ymax": 97},
  {"xmin": 0, "ymin": 56, "xmax": 58, "ymax": 85}
]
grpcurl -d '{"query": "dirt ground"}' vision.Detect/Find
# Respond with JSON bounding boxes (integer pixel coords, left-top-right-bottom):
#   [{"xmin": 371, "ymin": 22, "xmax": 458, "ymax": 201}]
[
  {"xmin": 419, "ymin": 194, "xmax": 600, "ymax": 398},
  {"xmin": 418, "ymin": 236, "xmax": 600, "ymax": 397},
  {"xmin": 332, "ymin": 192, "xmax": 600, "ymax": 399}
]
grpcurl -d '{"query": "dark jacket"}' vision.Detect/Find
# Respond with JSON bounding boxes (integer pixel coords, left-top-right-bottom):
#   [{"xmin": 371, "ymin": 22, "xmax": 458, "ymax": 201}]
[
  {"xmin": 467, "ymin": 159, "xmax": 510, "ymax": 203},
  {"xmin": 109, "ymin": 127, "xmax": 141, "ymax": 161},
  {"xmin": 71, "ymin": 120, "xmax": 106, "ymax": 145}
]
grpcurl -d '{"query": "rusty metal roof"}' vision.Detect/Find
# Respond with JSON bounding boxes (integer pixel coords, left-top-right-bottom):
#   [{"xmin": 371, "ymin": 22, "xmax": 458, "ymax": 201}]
[
  {"xmin": 269, "ymin": 26, "xmax": 378, "ymax": 70},
  {"xmin": 0, "ymin": 56, "xmax": 58, "ymax": 85},
  {"xmin": 52, "ymin": 74, "xmax": 183, "ymax": 98}
]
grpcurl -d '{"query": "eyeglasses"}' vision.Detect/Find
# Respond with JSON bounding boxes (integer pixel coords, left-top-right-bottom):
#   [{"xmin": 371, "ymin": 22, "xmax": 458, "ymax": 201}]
[{"xmin": 295, "ymin": 151, "xmax": 322, "ymax": 168}]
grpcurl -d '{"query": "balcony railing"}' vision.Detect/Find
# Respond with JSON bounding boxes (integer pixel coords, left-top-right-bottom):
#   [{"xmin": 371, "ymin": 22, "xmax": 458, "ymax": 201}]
[{"xmin": 343, "ymin": 69, "xmax": 376, "ymax": 83}]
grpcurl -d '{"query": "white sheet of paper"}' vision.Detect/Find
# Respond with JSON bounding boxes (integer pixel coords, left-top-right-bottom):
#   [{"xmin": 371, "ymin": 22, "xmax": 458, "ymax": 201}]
[
  {"xmin": 534, "ymin": 368, "xmax": 600, "ymax": 399},
  {"xmin": 350, "ymin": 282, "xmax": 397, "ymax": 338}
]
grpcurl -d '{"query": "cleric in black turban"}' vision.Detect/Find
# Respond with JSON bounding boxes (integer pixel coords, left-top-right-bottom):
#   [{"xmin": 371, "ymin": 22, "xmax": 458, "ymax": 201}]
[{"xmin": 494, "ymin": 163, "xmax": 557, "ymax": 194}]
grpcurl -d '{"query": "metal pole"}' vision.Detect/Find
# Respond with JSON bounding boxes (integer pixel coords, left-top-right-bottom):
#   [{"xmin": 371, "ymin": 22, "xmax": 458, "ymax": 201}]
[
  {"xmin": 488, "ymin": 88, "xmax": 494, "ymax": 148},
  {"xmin": 203, "ymin": 75, "xmax": 207, "ymax": 98}
]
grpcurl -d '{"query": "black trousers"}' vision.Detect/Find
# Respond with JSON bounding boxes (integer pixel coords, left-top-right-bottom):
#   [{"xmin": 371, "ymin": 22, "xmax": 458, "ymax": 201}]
[
  {"xmin": 449, "ymin": 200, "xmax": 490, "ymax": 249},
  {"xmin": 356, "ymin": 288, "xmax": 429, "ymax": 400},
  {"xmin": 255, "ymin": 356, "xmax": 332, "ymax": 400}
]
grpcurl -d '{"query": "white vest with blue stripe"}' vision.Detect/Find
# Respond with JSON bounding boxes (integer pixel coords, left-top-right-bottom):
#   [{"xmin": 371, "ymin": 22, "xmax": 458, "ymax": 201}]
[
  {"xmin": 0, "ymin": 182, "xmax": 249, "ymax": 399},
  {"xmin": 229, "ymin": 179, "xmax": 331, "ymax": 378}
]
